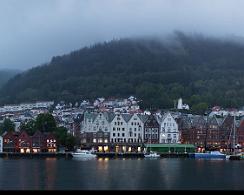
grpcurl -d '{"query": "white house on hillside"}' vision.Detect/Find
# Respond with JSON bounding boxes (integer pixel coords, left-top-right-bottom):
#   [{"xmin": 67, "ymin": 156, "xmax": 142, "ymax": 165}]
[{"xmin": 159, "ymin": 112, "xmax": 179, "ymax": 144}]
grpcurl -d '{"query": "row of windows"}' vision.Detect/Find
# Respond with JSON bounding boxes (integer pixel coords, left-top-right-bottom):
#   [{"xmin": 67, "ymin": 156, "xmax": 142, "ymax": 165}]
[
  {"xmin": 164, "ymin": 123, "xmax": 175, "ymax": 127},
  {"xmin": 161, "ymin": 139, "xmax": 177, "ymax": 143},
  {"xmin": 165, "ymin": 134, "xmax": 177, "ymax": 138},
  {"xmin": 93, "ymin": 138, "xmax": 108, "ymax": 143},
  {"xmin": 131, "ymin": 122, "xmax": 140, "ymax": 126},
  {"xmin": 145, "ymin": 134, "xmax": 158, "ymax": 139},
  {"xmin": 111, "ymin": 138, "xmax": 142, "ymax": 143},
  {"xmin": 161, "ymin": 128, "xmax": 177, "ymax": 132},
  {"xmin": 93, "ymin": 127, "xmax": 108, "ymax": 131},
  {"xmin": 112, "ymin": 133, "xmax": 141, "ymax": 137},
  {"xmin": 145, "ymin": 129, "xmax": 158, "ymax": 133},
  {"xmin": 113, "ymin": 127, "xmax": 125, "ymax": 131},
  {"xmin": 114, "ymin": 122, "xmax": 123, "ymax": 125}
]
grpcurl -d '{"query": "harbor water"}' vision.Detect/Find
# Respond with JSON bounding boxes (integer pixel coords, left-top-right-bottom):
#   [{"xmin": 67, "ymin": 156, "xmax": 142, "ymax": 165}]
[{"xmin": 0, "ymin": 157, "xmax": 243, "ymax": 190}]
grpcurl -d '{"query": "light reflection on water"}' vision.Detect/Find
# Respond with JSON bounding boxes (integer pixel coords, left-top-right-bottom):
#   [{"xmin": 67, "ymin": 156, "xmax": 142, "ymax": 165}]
[{"xmin": 0, "ymin": 158, "xmax": 244, "ymax": 190}]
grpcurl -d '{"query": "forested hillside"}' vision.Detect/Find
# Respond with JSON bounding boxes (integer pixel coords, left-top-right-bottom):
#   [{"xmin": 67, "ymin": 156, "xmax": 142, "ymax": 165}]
[{"xmin": 1, "ymin": 32, "xmax": 244, "ymax": 111}]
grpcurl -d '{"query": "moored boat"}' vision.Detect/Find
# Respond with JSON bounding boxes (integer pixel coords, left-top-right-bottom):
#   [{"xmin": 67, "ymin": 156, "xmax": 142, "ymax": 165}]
[
  {"xmin": 144, "ymin": 151, "xmax": 160, "ymax": 158},
  {"xmin": 71, "ymin": 149, "xmax": 97, "ymax": 158},
  {"xmin": 189, "ymin": 151, "xmax": 226, "ymax": 159}
]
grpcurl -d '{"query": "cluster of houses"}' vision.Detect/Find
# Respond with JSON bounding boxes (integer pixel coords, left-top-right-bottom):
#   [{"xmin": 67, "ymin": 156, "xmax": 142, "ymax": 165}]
[
  {"xmin": 80, "ymin": 111, "xmax": 180, "ymax": 153},
  {"xmin": 0, "ymin": 130, "xmax": 57, "ymax": 153},
  {"xmin": 1, "ymin": 98, "xmax": 244, "ymax": 154},
  {"xmin": 178, "ymin": 114, "xmax": 244, "ymax": 152},
  {"xmin": 80, "ymin": 110, "xmax": 244, "ymax": 153}
]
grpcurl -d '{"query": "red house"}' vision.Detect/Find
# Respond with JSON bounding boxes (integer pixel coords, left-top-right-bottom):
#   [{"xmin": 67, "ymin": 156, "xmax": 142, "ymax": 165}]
[
  {"xmin": 2, "ymin": 131, "xmax": 19, "ymax": 152},
  {"xmin": 16, "ymin": 130, "xmax": 32, "ymax": 153},
  {"xmin": 44, "ymin": 133, "xmax": 57, "ymax": 152}
]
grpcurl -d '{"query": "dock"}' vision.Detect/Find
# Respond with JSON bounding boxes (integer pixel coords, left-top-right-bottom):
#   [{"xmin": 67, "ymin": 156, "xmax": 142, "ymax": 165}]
[{"xmin": 0, "ymin": 152, "xmax": 73, "ymax": 159}]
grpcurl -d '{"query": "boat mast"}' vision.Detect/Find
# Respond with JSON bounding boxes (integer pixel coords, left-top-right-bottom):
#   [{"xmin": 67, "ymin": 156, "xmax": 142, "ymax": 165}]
[{"xmin": 233, "ymin": 114, "xmax": 236, "ymax": 155}]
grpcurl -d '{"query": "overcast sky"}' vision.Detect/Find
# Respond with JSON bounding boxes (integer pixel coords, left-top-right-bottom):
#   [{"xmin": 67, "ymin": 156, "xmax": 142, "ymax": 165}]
[{"xmin": 1, "ymin": 0, "xmax": 244, "ymax": 70}]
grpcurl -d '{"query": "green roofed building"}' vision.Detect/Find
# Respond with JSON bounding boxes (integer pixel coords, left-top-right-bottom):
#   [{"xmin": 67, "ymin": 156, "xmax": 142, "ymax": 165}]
[{"xmin": 144, "ymin": 144, "xmax": 196, "ymax": 154}]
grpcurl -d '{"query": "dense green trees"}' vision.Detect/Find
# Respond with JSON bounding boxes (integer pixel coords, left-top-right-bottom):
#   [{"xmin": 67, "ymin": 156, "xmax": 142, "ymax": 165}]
[
  {"xmin": 0, "ymin": 118, "xmax": 15, "ymax": 134},
  {"xmin": 1, "ymin": 32, "xmax": 244, "ymax": 114},
  {"xmin": 20, "ymin": 113, "xmax": 76, "ymax": 150}
]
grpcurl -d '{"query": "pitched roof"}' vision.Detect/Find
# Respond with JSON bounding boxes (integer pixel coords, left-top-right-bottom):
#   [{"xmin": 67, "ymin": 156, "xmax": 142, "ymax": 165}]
[
  {"xmin": 121, "ymin": 114, "xmax": 132, "ymax": 122},
  {"xmin": 138, "ymin": 114, "xmax": 148, "ymax": 123}
]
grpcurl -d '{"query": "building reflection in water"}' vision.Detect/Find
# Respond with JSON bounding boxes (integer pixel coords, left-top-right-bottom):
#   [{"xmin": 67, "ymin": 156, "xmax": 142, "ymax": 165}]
[{"xmin": 44, "ymin": 157, "xmax": 57, "ymax": 190}]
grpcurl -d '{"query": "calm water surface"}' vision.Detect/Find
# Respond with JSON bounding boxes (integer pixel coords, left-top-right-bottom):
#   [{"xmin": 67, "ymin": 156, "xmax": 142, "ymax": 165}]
[{"xmin": 0, "ymin": 157, "xmax": 243, "ymax": 190}]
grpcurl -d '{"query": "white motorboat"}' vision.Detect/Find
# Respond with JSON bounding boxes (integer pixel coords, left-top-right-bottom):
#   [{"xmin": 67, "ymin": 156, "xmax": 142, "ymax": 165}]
[
  {"xmin": 71, "ymin": 149, "xmax": 97, "ymax": 158},
  {"xmin": 144, "ymin": 151, "xmax": 160, "ymax": 158}
]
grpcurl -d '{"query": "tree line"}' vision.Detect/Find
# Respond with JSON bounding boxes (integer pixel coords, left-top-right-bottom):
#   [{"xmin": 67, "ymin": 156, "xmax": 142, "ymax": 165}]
[{"xmin": 1, "ymin": 32, "xmax": 244, "ymax": 114}]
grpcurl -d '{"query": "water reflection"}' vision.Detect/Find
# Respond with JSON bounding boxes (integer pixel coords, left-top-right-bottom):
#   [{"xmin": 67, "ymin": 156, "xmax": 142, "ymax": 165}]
[
  {"xmin": 45, "ymin": 157, "xmax": 57, "ymax": 190},
  {"xmin": 72, "ymin": 157, "xmax": 98, "ymax": 161},
  {"xmin": 1, "ymin": 158, "xmax": 244, "ymax": 190}
]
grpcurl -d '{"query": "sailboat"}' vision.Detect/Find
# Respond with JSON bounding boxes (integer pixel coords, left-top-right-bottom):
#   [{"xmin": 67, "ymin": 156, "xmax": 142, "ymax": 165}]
[
  {"xmin": 226, "ymin": 115, "xmax": 241, "ymax": 160},
  {"xmin": 144, "ymin": 128, "xmax": 160, "ymax": 158}
]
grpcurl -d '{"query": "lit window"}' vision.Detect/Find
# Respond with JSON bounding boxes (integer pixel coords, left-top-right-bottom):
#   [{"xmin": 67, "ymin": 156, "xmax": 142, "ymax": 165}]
[
  {"xmin": 47, "ymin": 139, "xmax": 49, "ymax": 143},
  {"xmin": 93, "ymin": 138, "xmax": 97, "ymax": 143}
]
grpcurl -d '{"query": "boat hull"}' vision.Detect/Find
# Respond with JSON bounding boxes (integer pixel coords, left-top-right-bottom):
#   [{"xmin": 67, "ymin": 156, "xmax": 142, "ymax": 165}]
[
  {"xmin": 189, "ymin": 153, "xmax": 226, "ymax": 159},
  {"xmin": 71, "ymin": 153, "xmax": 96, "ymax": 158}
]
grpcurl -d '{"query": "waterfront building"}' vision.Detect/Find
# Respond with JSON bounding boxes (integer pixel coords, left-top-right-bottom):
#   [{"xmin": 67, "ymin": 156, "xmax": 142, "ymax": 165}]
[
  {"xmin": 144, "ymin": 143, "xmax": 195, "ymax": 154},
  {"xmin": 2, "ymin": 130, "xmax": 57, "ymax": 153},
  {"xmin": 127, "ymin": 113, "xmax": 146, "ymax": 143},
  {"xmin": 144, "ymin": 114, "xmax": 160, "ymax": 144},
  {"xmin": 110, "ymin": 113, "xmax": 130, "ymax": 143},
  {"xmin": 2, "ymin": 131, "xmax": 19, "ymax": 152},
  {"xmin": 159, "ymin": 112, "xmax": 179, "ymax": 144},
  {"xmin": 16, "ymin": 130, "xmax": 32, "ymax": 153}
]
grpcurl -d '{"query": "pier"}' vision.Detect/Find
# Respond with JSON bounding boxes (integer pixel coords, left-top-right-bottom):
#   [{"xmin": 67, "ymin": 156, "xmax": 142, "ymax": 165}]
[{"xmin": 0, "ymin": 152, "xmax": 73, "ymax": 159}]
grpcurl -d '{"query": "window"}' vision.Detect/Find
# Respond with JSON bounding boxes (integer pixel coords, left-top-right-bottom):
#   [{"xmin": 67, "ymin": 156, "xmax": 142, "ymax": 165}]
[
  {"xmin": 122, "ymin": 128, "xmax": 125, "ymax": 131},
  {"xmin": 134, "ymin": 133, "xmax": 137, "ymax": 137},
  {"xmin": 122, "ymin": 133, "xmax": 125, "ymax": 137},
  {"xmin": 164, "ymin": 123, "xmax": 166, "ymax": 127},
  {"xmin": 121, "ymin": 122, "xmax": 123, "ymax": 125},
  {"xmin": 93, "ymin": 138, "xmax": 97, "ymax": 143},
  {"xmin": 131, "ymin": 122, "xmax": 133, "ymax": 125},
  {"xmin": 168, "ymin": 134, "xmax": 171, "ymax": 138},
  {"xmin": 113, "ymin": 127, "xmax": 115, "ymax": 131},
  {"xmin": 113, "ymin": 133, "xmax": 115, "ymax": 136},
  {"xmin": 173, "ymin": 134, "xmax": 176, "ymax": 138},
  {"xmin": 134, "ymin": 128, "xmax": 137, "ymax": 131},
  {"xmin": 115, "ymin": 122, "xmax": 116, "ymax": 125},
  {"xmin": 118, "ymin": 133, "xmax": 120, "ymax": 137}
]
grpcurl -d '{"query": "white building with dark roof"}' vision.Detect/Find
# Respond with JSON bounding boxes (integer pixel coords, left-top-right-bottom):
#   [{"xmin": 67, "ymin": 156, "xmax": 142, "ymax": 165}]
[{"xmin": 159, "ymin": 112, "xmax": 179, "ymax": 144}]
